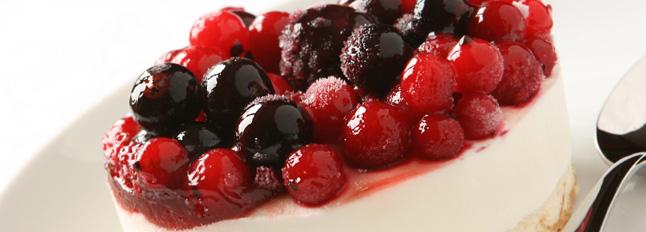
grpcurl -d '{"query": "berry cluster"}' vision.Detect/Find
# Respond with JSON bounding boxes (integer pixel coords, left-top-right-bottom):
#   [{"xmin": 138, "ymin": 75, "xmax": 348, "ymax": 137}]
[{"xmin": 104, "ymin": 0, "xmax": 557, "ymax": 229}]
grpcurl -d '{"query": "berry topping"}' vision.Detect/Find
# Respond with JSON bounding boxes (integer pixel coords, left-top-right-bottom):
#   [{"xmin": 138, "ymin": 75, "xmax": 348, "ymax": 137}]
[
  {"xmin": 405, "ymin": 0, "xmax": 473, "ymax": 46},
  {"xmin": 448, "ymin": 36, "xmax": 504, "ymax": 93},
  {"xmin": 301, "ymin": 77, "xmax": 360, "ymax": 143},
  {"xmin": 176, "ymin": 123, "xmax": 231, "ymax": 158},
  {"xmin": 156, "ymin": 48, "xmax": 183, "ymax": 65},
  {"xmin": 519, "ymin": 0, "xmax": 553, "ymax": 39},
  {"xmin": 248, "ymin": 11, "xmax": 290, "ymax": 73},
  {"xmin": 103, "ymin": 116, "xmax": 140, "ymax": 153},
  {"xmin": 282, "ymin": 144, "xmax": 346, "ymax": 206},
  {"xmin": 454, "ymin": 93, "xmax": 502, "ymax": 139},
  {"xmin": 267, "ymin": 73, "xmax": 293, "ymax": 95},
  {"xmin": 418, "ymin": 33, "xmax": 459, "ymax": 58},
  {"xmin": 203, "ymin": 57, "xmax": 274, "ymax": 133},
  {"xmin": 492, "ymin": 42, "xmax": 544, "ymax": 105},
  {"xmin": 341, "ymin": 101, "xmax": 411, "ymax": 169},
  {"xmin": 134, "ymin": 138, "xmax": 190, "ymax": 189},
  {"xmin": 468, "ymin": 1, "xmax": 525, "ymax": 42},
  {"xmin": 190, "ymin": 10, "xmax": 249, "ymax": 56},
  {"xmin": 279, "ymin": 5, "xmax": 376, "ymax": 90},
  {"xmin": 401, "ymin": 53, "xmax": 456, "ymax": 113},
  {"xmin": 171, "ymin": 46, "xmax": 228, "ymax": 82},
  {"xmin": 525, "ymin": 36, "xmax": 557, "ymax": 76},
  {"xmin": 341, "ymin": 24, "xmax": 412, "ymax": 97},
  {"xmin": 133, "ymin": 130, "xmax": 158, "ymax": 145},
  {"xmin": 130, "ymin": 63, "xmax": 203, "ymax": 135},
  {"xmin": 187, "ymin": 149, "xmax": 251, "ymax": 217},
  {"xmin": 413, "ymin": 115, "xmax": 465, "ymax": 160},
  {"xmin": 347, "ymin": 0, "xmax": 403, "ymax": 24},
  {"xmin": 236, "ymin": 95, "xmax": 313, "ymax": 169},
  {"xmin": 254, "ymin": 166, "xmax": 285, "ymax": 193},
  {"xmin": 223, "ymin": 7, "xmax": 256, "ymax": 28}
]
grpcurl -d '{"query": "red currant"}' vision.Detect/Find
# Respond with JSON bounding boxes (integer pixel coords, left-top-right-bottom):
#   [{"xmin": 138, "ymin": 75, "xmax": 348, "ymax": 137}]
[
  {"xmin": 448, "ymin": 36, "xmax": 504, "ymax": 94},
  {"xmin": 248, "ymin": 11, "xmax": 290, "ymax": 73}
]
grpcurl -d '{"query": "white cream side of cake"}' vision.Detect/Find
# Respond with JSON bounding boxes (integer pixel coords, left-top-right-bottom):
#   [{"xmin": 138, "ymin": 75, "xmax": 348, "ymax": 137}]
[{"xmin": 113, "ymin": 70, "xmax": 574, "ymax": 232}]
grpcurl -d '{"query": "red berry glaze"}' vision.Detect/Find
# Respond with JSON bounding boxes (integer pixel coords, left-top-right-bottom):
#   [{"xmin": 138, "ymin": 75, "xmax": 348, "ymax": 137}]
[
  {"xmin": 454, "ymin": 93, "xmax": 502, "ymax": 139},
  {"xmin": 414, "ymin": 115, "xmax": 465, "ymax": 160},
  {"xmin": 448, "ymin": 36, "xmax": 504, "ymax": 94},
  {"xmin": 341, "ymin": 101, "xmax": 411, "ymax": 169},
  {"xmin": 401, "ymin": 53, "xmax": 456, "ymax": 114},
  {"xmin": 248, "ymin": 11, "xmax": 290, "ymax": 73},
  {"xmin": 172, "ymin": 46, "xmax": 228, "ymax": 82},
  {"xmin": 267, "ymin": 73, "xmax": 293, "ymax": 95},
  {"xmin": 493, "ymin": 42, "xmax": 544, "ymax": 105},
  {"xmin": 526, "ymin": 36, "xmax": 557, "ymax": 76},
  {"xmin": 519, "ymin": 0, "xmax": 553, "ymax": 39},
  {"xmin": 418, "ymin": 33, "xmax": 459, "ymax": 58},
  {"xmin": 190, "ymin": 10, "xmax": 249, "ymax": 57},
  {"xmin": 134, "ymin": 138, "xmax": 190, "ymax": 189},
  {"xmin": 468, "ymin": 1, "xmax": 525, "ymax": 42},
  {"xmin": 302, "ymin": 77, "xmax": 360, "ymax": 143},
  {"xmin": 282, "ymin": 144, "xmax": 346, "ymax": 206}
]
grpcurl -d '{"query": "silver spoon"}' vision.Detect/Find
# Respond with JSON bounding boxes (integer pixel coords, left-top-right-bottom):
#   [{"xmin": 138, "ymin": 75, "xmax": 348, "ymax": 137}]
[{"xmin": 563, "ymin": 55, "xmax": 646, "ymax": 231}]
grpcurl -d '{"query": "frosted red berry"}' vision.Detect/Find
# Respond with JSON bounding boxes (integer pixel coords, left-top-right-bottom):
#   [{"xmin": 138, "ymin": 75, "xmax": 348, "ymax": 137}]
[
  {"xmin": 401, "ymin": 53, "xmax": 456, "ymax": 114},
  {"xmin": 418, "ymin": 33, "xmax": 459, "ymax": 58},
  {"xmin": 282, "ymin": 144, "xmax": 346, "ymax": 206},
  {"xmin": 525, "ymin": 36, "xmax": 557, "ymax": 76},
  {"xmin": 468, "ymin": 1, "xmax": 525, "ymax": 42},
  {"xmin": 134, "ymin": 138, "xmax": 190, "ymax": 189},
  {"xmin": 248, "ymin": 11, "xmax": 290, "ymax": 73},
  {"xmin": 190, "ymin": 10, "xmax": 249, "ymax": 57},
  {"xmin": 102, "ymin": 116, "xmax": 141, "ymax": 154},
  {"xmin": 171, "ymin": 46, "xmax": 228, "ymax": 82},
  {"xmin": 448, "ymin": 36, "xmax": 504, "ymax": 94},
  {"xmin": 492, "ymin": 42, "xmax": 544, "ymax": 105},
  {"xmin": 520, "ymin": 0, "xmax": 553, "ymax": 39},
  {"xmin": 454, "ymin": 93, "xmax": 502, "ymax": 139},
  {"xmin": 414, "ymin": 115, "xmax": 465, "ymax": 160}
]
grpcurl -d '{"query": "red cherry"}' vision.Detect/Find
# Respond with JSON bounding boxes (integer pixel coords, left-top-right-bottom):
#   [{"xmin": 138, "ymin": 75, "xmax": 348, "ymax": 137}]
[
  {"xmin": 525, "ymin": 36, "xmax": 557, "ymax": 77},
  {"xmin": 448, "ymin": 36, "xmax": 504, "ymax": 94},
  {"xmin": 454, "ymin": 93, "xmax": 502, "ymax": 139},
  {"xmin": 267, "ymin": 73, "xmax": 293, "ymax": 95},
  {"xmin": 341, "ymin": 101, "xmax": 411, "ymax": 169},
  {"xmin": 401, "ymin": 53, "xmax": 456, "ymax": 114},
  {"xmin": 248, "ymin": 11, "xmax": 290, "ymax": 73},
  {"xmin": 418, "ymin": 33, "xmax": 459, "ymax": 58},
  {"xmin": 468, "ymin": 1, "xmax": 526, "ymax": 42},
  {"xmin": 171, "ymin": 46, "xmax": 228, "ymax": 82},
  {"xmin": 190, "ymin": 10, "xmax": 249, "ymax": 56},
  {"xmin": 492, "ymin": 42, "xmax": 544, "ymax": 105},
  {"xmin": 519, "ymin": 0, "xmax": 553, "ymax": 39},
  {"xmin": 134, "ymin": 138, "xmax": 190, "ymax": 189},
  {"xmin": 414, "ymin": 115, "xmax": 465, "ymax": 160},
  {"xmin": 282, "ymin": 144, "xmax": 346, "ymax": 206},
  {"xmin": 302, "ymin": 77, "xmax": 360, "ymax": 143}
]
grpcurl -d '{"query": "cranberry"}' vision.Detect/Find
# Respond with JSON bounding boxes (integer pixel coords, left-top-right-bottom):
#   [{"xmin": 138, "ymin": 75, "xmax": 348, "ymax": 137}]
[
  {"xmin": 519, "ymin": 0, "xmax": 553, "ymax": 39},
  {"xmin": 454, "ymin": 93, "xmax": 502, "ymax": 139},
  {"xmin": 282, "ymin": 144, "xmax": 346, "ymax": 206},
  {"xmin": 236, "ymin": 95, "xmax": 313, "ymax": 169},
  {"xmin": 134, "ymin": 138, "xmax": 190, "ymax": 189},
  {"xmin": 525, "ymin": 36, "xmax": 557, "ymax": 76},
  {"xmin": 203, "ymin": 57, "xmax": 274, "ymax": 134},
  {"xmin": 448, "ymin": 36, "xmax": 504, "ymax": 94},
  {"xmin": 130, "ymin": 63, "xmax": 203, "ymax": 135},
  {"xmin": 102, "ymin": 116, "xmax": 140, "ymax": 155},
  {"xmin": 190, "ymin": 10, "xmax": 249, "ymax": 57},
  {"xmin": 223, "ymin": 7, "xmax": 256, "ymax": 28},
  {"xmin": 176, "ymin": 123, "xmax": 231, "ymax": 159},
  {"xmin": 492, "ymin": 42, "xmax": 544, "ymax": 105},
  {"xmin": 187, "ymin": 149, "xmax": 251, "ymax": 217},
  {"xmin": 468, "ymin": 1, "xmax": 525, "ymax": 42},
  {"xmin": 401, "ymin": 53, "xmax": 456, "ymax": 114},
  {"xmin": 341, "ymin": 101, "xmax": 411, "ymax": 169},
  {"xmin": 171, "ymin": 46, "xmax": 228, "ymax": 82},
  {"xmin": 156, "ymin": 48, "xmax": 183, "ymax": 65},
  {"xmin": 301, "ymin": 77, "xmax": 360, "ymax": 143},
  {"xmin": 280, "ymin": 5, "xmax": 376, "ymax": 90},
  {"xmin": 406, "ymin": 0, "xmax": 473, "ymax": 46},
  {"xmin": 267, "ymin": 73, "xmax": 293, "ymax": 95},
  {"xmin": 413, "ymin": 115, "xmax": 465, "ymax": 160},
  {"xmin": 418, "ymin": 33, "xmax": 459, "ymax": 58},
  {"xmin": 248, "ymin": 11, "xmax": 290, "ymax": 73},
  {"xmin": 348, "ymin": 0, "xmax": 403, "ymax": 24}
]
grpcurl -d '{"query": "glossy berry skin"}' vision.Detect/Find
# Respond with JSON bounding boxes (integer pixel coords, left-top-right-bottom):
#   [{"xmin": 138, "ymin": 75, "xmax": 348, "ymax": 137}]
[
  {"xmin": 282, "ymin": 144, "xmax": 346, "ymax": 206},
  {"xmin": 341, "ymin": 24, "xmax": 412, "ymax": 97},
  {"xmin": 223, "ymin": 7, "xmax": 256, "ymax": 27},
  {"xmin": 280, "ymin": 5, "xmax": 376, "ymax": 90},
  {"xmin": 102, "ymin": 116, "xmax": 140, "ymax": 155},
  {"xmin": 448, "ymin": 37, "xmax": 504, "ymax": 94},
  {"xmin": 492, "ymin": 42, "xmax": 544, "ymax": 105},
  {"xmin": 236, "ymin": 95, "xmax": 313, "ymax": 169},
  {"xmin": 190, "ymin": 10, "xmax": 249, "ymax": 57},
  {"xmin": 187, "ymin": 149, "xmax": 251, "ymax": 217},
  {"xmin": 134, "ymin": 138, "xmax": 190, "ymax": 189},
  {"xmin": 413, "ymin": 115, "xmax": 465, "ymax": 160},
  {"xmin": 401, "ymin": 53, "xmax": 456, "ymax": 114},
  {"xmin": 521, "ymin": 0, "xmax": 553, "ymax": 39},
  {"xmin": 341, "ymin": 101, "xmax": 411, "ymax": 169},
  {"xmin": 348, "ymin": 0, "xmax": 403, "ymax": 24},
  {"xmin": 267, "ymin": 73, "xmax": 293, "ymax": 95},
  {"xmin": 418, "ymin": 33, "xmax": 459, "ymax": 58},
  {"xmin": 203, "ymin": 57, "xmax": 274, "ymax": 133},
  {"xmin": 405, "ymin": 0, "xmax": 473, "ymax": 46},
  {"xmin": 526, "ymin": 36, "xmax": 557, "ymax": 76},
  {"xmin": 171, "ymin": 46, "xmax": 228, "ymax": 82},
  {"xmin": 454, "ymin": 93, "xmax": 502, "ymax": 139},
  {"xmin": 130, "ymin": 63, "xmax": 203, "ymax": 135},
  {"xmin": 156, "ymin": 48, "xmax": 183, "ymax": 65},
  {"xmin": 301, "ymin": 77, "xmax": 360, "ymax": 143},
  {"xmin": 468, "ymin": 1, "xmax": 525, "ymax": 42},
  {"xmin": 176, "ymin": 123, "xmax": 231, "ymax": 159},
  {"xmin": 248, "ymin": 12, "xmax": 290, "ymax": 73}
]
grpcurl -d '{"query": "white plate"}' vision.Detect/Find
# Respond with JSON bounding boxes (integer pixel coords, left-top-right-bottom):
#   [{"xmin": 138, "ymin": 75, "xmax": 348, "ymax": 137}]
[{"xmin": 1, "ymin": 0, "xmax": 645, "ymax": 231}]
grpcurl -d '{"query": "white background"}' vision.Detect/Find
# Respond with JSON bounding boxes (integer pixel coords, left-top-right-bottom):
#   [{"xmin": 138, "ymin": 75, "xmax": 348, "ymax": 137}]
[{"xmin": 0, "ymin": 0, "xmax": 645, "ymax": 214}]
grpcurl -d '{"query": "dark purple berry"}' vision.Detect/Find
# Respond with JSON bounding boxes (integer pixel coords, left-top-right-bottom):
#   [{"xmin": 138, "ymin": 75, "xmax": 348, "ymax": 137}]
[
  {"xmin": 403, "ymin": 0, "xmax": 473, "ymax": 46},
  {"xmin": 341, "ymin": 24, "xmax": 412, "ymax": 97},
  {"xmin": 236, "ymin": 95, "xmax": 313, "ymax": 169},
  {"xmin": 130, "ymin": 63, "xmax": 203, "ymax": 135},
  {"xmin": 176, "ymin": 123, "xmax": 231, "ymax": 158},
  {"xmin": 348, "ymin": 0, "xmax": 403, "ymax": 24},
  {"xmin": 203, "ymin": 57, "xmax": 274, "ymax": 134},
  {"xmin": 279, "ymin": 4, "xmax": 376, "ymax": 90}
]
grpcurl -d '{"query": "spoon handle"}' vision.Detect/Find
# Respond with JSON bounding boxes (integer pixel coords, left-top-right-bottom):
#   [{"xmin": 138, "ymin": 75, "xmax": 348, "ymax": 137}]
[{"xmin": 563, "ymin": 153, "xmax": 646, "ymax": 232}]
